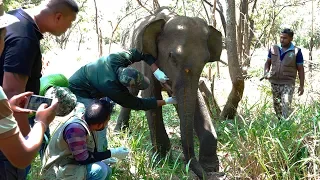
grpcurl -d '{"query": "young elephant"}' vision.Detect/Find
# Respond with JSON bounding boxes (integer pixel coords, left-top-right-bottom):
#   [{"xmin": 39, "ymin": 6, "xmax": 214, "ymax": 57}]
[{"xmin": 116, "ymin": 7, "xmax": 222, "ymax": 179}]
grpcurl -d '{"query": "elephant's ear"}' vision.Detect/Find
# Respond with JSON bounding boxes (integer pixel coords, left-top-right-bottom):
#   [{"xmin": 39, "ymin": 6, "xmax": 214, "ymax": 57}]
[
  {"xmin": 142, "ymin": 19, "xmax": 166, "ymax": 58},
  {"xmin": 208, "ymin": 26, "xmax": 223, "ymax": 62}
]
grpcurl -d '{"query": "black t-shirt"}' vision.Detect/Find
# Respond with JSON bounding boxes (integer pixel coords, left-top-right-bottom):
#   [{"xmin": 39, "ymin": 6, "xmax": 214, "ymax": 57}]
[{"xmin": 0, "ymin": 8, "xmax": 43, "ymax": 94}]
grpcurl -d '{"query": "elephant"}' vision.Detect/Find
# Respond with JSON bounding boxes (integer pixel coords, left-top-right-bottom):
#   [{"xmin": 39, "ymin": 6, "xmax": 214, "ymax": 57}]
[{"xmin": 115, "ymin": 7, "xmax": 222, "ymax": 179}]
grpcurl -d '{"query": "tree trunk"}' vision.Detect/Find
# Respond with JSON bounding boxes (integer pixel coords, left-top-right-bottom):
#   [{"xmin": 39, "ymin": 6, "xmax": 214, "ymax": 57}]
[
  {"xmin": 221, "ymin": 0, "xmax": 245, "ymax": 119},
  {"xmin": 199, "ymin": 78, "xmax": 221, "ymax": 120},
  {"xmin": 93, "ymin": 0, "xmax": 102, "ymax": 57}
]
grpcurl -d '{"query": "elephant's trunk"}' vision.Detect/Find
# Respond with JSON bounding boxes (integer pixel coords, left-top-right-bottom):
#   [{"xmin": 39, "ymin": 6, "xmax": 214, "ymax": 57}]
[{"xmin": 174, "ymin": 73, "xmax": 207, "ymax": 178}]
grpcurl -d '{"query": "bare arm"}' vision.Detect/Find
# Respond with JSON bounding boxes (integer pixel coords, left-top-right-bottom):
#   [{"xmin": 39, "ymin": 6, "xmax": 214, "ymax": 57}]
[
  {"xmin": 2, "ymin": 72, "xmax": 30, "ymax": 136},
  {"xmin": 0, "ymin": 96, "xmax": 58, "ymax": 169},
  {"xmin": 0, "ymin": 122, "xmax": 46, "ymax": 168},
  {"xmin": 297, "ymin": 64, "xmax": 305, "ymax": 95},
  {"xmin": 2, "ymin": 72, "xmax": 28, "ymax": 99},
  {"xmin": 264, "ymin": 58, "xmax": 271, "ymax": 74},
  {"xmin": 150, "ymin": 63, "xmax": 159, "ymax": 73},
  {"xmin": 157, "ymin": 100, "xmax": 166, "ymax": 106}
]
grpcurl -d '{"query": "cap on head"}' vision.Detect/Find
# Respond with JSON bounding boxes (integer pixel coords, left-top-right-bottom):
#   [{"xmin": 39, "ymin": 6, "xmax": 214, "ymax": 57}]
[
  {"xmin": 0, "ymin": 0, "xmax": 19, "ymax": 29},
  {"xmin": 118, "ymin": 67, "xmax": 150, "ymax": 90},
  {"xmin": 40, "ymin": 74, "xmax": 69, "ymax": 96},
  {"xmin": 45, "ymin": 86, "xmax": 77, "ymax": 116}
]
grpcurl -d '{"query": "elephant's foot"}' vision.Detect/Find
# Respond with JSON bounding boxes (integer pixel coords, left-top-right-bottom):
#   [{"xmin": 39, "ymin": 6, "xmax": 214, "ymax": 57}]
[
  {"xmin": 188, "ymin": 158, "xmax": 207, "ymax": 179},
  {"xmin": 152, "ymin": 142, "xmax": 171, "ymax": 158},
  {"xmin": 199, "ymin": 155, "xmax": 219, "ymax": 172},
  {"xmin": 114, "ymin": 122, "xmax": 122, "ymax": 132},
  {"xmin": 114, "ymin": 122, "xmax": 129, "ymax": 132}
]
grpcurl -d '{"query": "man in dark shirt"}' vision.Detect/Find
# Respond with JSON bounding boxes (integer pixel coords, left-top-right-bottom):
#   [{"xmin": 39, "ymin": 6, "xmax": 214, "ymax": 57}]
[
  {"xmin": 0, "ymin": 0, "xmax": 79, "ymax": 179},
  {"xmin": 68, "ymin": 48, "xmax": 177, "ymax": 152}
]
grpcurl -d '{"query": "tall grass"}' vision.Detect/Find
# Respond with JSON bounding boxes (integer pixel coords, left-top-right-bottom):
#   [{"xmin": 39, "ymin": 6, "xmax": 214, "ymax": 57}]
[
  {"xmin": 218, "ymin": 95, "xmax": 320, "ymax": 179},
  {"xmin": 28, "ymin": 93, "xmax": 320, "ymax": 179}
]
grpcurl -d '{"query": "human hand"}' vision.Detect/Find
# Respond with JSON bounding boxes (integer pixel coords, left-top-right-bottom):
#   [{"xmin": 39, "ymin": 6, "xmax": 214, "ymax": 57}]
[
  {"xmin": 110, "ymin": 147, "xmax": 130, "ymax": 160},
  {"xmin": 264, "ymin": 72, "xmax": 270, "ymax": 79},
  {"xmin": 9, "ymin": 91, "xmax": 34, "ymax": 113},
  {"xmin": 153, "ymin": 68, "xmax": 169, "ymax": 83},
  {"xmin": 35, "ymin": 99, "xmax": 59, "ymax": 128},
  {"xmin": 298, "ymin": 86, "xmax": 304, "ymax": 96},
  {"xmin": 165, "ymin": 97, "xmax": 177, "ymax": 104}
]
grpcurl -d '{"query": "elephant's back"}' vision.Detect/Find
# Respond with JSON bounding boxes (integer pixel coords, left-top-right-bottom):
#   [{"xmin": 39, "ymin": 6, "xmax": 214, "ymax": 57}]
[{"xmin": 120, "ymin": 7, "xmax": 177, "ymax": 50}]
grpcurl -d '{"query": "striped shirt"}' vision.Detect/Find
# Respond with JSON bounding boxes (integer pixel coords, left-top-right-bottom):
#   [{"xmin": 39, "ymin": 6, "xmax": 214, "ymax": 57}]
[
  {"xmin": 63, "ymin": 122, "xmax": 89, "ymax": 161},
  {"xmin": 0, "ymin": 86, "xmax": 19, "ymax": 139}
]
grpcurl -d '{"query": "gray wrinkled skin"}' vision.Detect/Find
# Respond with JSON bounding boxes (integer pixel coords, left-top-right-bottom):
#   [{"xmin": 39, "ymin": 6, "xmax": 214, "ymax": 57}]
[{"xmin": 116, "ymin": 7, "xmax": 222, "ymax": 179}]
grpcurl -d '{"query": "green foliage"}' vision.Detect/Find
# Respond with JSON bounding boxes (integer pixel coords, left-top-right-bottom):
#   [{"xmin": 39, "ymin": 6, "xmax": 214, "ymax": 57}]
[
  {"xmin": 3, "ymin": 0, "xmax": 40, "ymax": 10},
  {"xmin": 27, "ymin": 89, "xmax": 320, "ymax": 179},
  {"xmin": 218, "ymin": 95, "xmax": 320, "ymax": 178}
]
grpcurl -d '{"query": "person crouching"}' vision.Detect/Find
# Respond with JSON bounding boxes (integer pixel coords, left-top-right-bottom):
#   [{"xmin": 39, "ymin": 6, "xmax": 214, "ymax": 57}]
[{"xmin": 40, "ymin": 100, "xmax": 129, "ymax": 180}]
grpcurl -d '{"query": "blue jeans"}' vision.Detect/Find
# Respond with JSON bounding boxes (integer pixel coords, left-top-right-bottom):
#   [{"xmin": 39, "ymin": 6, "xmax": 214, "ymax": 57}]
[
  {"xmin": 76, "ymin": 96, "xmax": 112, "ymax": 152},
  {"xmin": 86, "ymin": 161, "xmax": 112, "ymax": 180}
]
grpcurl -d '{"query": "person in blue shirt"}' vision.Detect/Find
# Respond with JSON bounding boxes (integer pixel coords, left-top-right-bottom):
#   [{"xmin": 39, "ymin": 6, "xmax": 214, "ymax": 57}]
[{"xmin": 264, "ymin": 28, "xmax": 305, "ymax": 119}]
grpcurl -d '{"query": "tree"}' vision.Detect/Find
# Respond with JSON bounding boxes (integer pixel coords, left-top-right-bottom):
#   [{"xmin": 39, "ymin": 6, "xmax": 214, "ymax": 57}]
[
  {"xmin": 93, "ymin": 0, "xmax": 103, "ymax": 57},
  {"xmin": 221, "ymin": 0, "xmax": 245, "ymax": 119}
]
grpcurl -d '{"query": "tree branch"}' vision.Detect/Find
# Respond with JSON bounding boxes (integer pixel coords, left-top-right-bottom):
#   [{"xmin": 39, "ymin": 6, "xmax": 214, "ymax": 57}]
[
  {"xmin": 135, "ymin": 0, "xmax": 153, "ymax": 14},
  {"xmin": 201, "ymin": 0, "xmax": 211, "ymax": 24}
]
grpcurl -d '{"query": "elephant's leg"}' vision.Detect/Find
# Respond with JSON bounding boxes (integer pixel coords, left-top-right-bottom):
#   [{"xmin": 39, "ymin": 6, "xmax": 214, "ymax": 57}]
[
  {"xmin": 114, "ymin": 107, "xmax": 131, "ymax": 131},
  {"xmin": 145, "ymin": 107, "xmax": 171, "ymax": 157},
  {"xmin": 114, "ymin": 88, "xmax": 140, "ymax": 131},
  {"xmin": 194, "ymin": 90, "xmax": 219, "ymax": 172},
  {"xmin": 143, "ymin": 83, "xmax": 171, "ymax": 157}
]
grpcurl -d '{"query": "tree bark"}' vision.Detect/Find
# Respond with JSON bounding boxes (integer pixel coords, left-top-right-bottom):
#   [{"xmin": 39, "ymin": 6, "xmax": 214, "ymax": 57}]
[
  {"xmin": 199, "ymin": 78, "xmax": 221, "ymax": 120},
  {"xmin": 93, "ymin": 0, "xmax": 102, "ymax": 57},
  {"xmin": 221, "ymin": 0, "xmax": 245, "ymax": 119}
]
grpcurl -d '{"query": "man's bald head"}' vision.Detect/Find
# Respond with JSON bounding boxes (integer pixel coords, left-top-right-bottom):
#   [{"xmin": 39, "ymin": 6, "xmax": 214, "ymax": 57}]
[{"xmin": 45, "ymin": 0, "xmax": 79, "ymax": 15}]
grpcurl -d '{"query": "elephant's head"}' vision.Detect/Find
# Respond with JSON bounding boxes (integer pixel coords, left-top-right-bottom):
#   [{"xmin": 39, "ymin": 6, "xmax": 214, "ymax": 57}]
[
  {"xmin": 141, "ymin": 16, "xmax": 222, "ymax": 94},
  {"xmin": 138, "ymin": 13, "xmax": 222, "ymax": 178}
]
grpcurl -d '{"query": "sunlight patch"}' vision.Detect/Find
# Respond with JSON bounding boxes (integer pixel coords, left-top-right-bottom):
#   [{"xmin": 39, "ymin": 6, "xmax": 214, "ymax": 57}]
[
  {"xmin": 177, "ymin": 25, "xmax": 184, "ymax": 30},
  {"xmin": 176, "ymin": 45, "xmax": 183, "ymax": 53}
]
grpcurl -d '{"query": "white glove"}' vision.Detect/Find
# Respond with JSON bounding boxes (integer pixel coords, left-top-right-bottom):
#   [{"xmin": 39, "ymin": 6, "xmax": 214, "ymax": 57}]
[
  {"xmin": 102, "ymin": 157, "xmax": 118, "ymax": 165},
  {"xmin": 165, "ymin": 97, "xmax": 177, "ymax": 104},
  {"xmin": 110, "ymin": 147, "xmax": 130, "ymax": 160},
  {"xmin": 153, "ymin": 68, "xmax": 169, "ymax": 83}
]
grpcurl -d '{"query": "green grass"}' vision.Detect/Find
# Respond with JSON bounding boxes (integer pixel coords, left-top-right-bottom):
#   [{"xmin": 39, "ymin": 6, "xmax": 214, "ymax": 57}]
[{"xmin": 27, "ymin": 92, "xmax": 320, "ymax": 179}]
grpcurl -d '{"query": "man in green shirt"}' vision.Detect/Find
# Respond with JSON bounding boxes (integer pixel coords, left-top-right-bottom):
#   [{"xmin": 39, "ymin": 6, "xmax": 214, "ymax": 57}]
[{"xmin": 68, "ymin": 48, "xmax": 176, "ymax": 151}]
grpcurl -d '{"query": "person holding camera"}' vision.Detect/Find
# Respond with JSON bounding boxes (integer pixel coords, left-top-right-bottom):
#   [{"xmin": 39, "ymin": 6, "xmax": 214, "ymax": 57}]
[
  {"xmin": 0, "ymin": 88, "xmax": 58, "ymax": 177},
  {"xmin": 0, "ymin": 1, "xmax": 58, "ymax": 179}
]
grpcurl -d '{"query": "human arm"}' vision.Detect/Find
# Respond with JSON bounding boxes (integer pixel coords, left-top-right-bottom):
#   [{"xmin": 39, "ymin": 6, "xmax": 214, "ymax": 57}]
[
  {"xmin": 63, "ymin": 123, "xmax": 111, "ymax": 165},
  {"xmin": 0, "ymin": 90, "xmax": 58, "ymax": 168},
  {"xmin": 64, "ymin": 123, "xmax": 129, "ymax": 165},
  {"xmin": 130, "ymin": 49, "xmax": 169, "ymax": 83},
  {"xmin": 105, "ymin": 87, "xmax": 176, "ymax": 110},
  {"xmin": 264, "ymin": 49, "xmax": 272, "ymax": 78},
  {"xmin": 2, "ymin": 38, "xmax": 39, "ymax": 136},
  {"xmin": 296, "ymin": 49, "xmax": 304, "ymax": 95}
]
